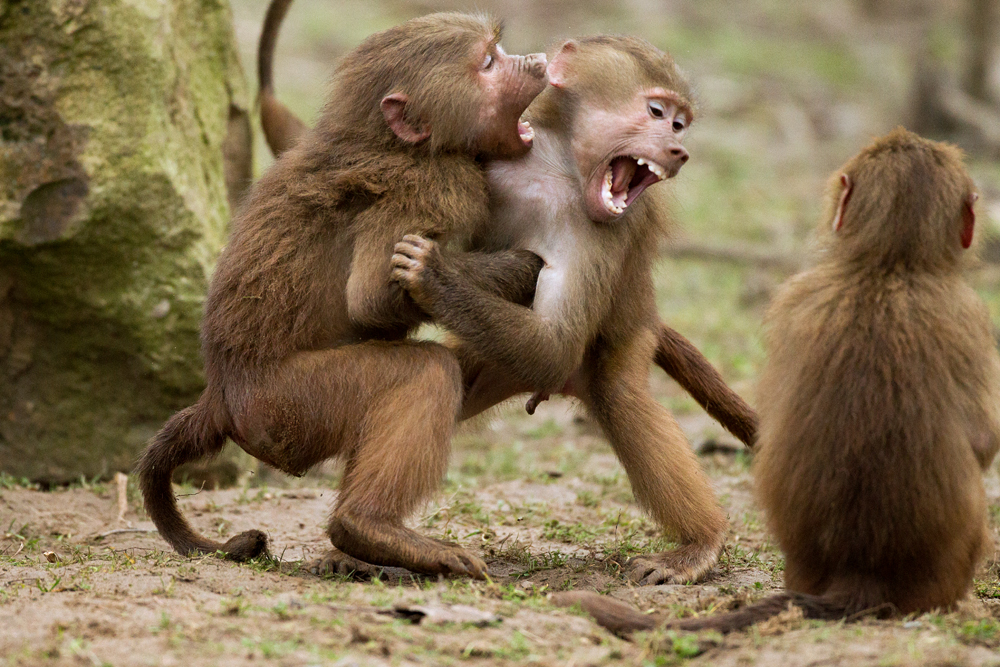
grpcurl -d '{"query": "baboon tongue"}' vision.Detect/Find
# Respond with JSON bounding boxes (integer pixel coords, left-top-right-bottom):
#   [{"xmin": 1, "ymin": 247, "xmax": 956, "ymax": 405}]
[{"xmin": 611, "ymin": 157, "xmax": 637, "ymax": 196}]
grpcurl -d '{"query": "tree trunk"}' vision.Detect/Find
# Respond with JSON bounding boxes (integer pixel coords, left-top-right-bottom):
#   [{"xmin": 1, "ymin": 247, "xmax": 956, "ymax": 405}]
[{"xmin": 0, "ymin": 0, "xmax": 252, "ymax": 482}]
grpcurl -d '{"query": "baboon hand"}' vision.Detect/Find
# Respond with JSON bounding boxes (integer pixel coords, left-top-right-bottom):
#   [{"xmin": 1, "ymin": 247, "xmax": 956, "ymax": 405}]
[{"xmin": 391, "ymin": 234, "xmax": 441, "ymax": 308}]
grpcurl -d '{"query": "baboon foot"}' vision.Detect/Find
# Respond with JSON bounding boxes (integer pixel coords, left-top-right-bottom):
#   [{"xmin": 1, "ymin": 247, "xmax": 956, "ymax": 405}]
[
  {"xmin": 329, "ymin": 514, "xmax": 488, "ymax": 579},
  {"xmin": 220, "ymin": 530, "xmax": 270, "ymax": 561},
  {"xmin": 307, "ymin": 548, "xmax": 380, "ymax": 578},
  {"xmin": 419, "ymin": 537, "xmax": 489, "ymax": 579},
  {"xmin": 626, "ymin": 541, "xmax": 721, "ymax": 585}
]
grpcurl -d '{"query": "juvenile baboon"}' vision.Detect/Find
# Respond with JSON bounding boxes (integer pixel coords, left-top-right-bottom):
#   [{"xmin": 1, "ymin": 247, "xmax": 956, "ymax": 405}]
[
  {"xmin": 137, "ymin": 13, "xmax": 549, "ymax": 578},
  {"xmin": 554, "ymin": 128, "xmax": 1000, "ymax": 630},
  {"xmin": 254, "ymin": 0, "xmax": 758, "ymax": 450},
  {"xmin": 392, "ymin": 38, "xmax": 732, "ymax": 584}
]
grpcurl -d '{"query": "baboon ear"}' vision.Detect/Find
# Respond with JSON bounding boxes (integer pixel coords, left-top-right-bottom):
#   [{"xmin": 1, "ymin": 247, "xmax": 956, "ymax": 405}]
[
  {"xmin": 547, "ymin": 41, "xmax": 578, "ymax": 88},
  {"xmin": 381, "ymin": 93, "xmax": 431, "ymax": 143},
  {"xmin": 833, "ymin": 173, "xmax": 852, "ymax": 232},
  {"xmin": 961, "ymin": 192, "xmax": 978, "ymax": 249}
]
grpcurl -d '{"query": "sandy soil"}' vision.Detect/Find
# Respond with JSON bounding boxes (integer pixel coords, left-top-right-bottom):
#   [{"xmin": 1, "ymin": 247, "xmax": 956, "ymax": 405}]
[{"xmin": 3, "ymin": 396, "xmax": 1000, "ymax": 666}]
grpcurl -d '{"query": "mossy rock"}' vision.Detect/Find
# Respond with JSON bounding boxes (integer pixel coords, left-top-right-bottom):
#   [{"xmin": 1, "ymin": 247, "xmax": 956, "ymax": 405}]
[{"xmin": 0, "ymin": 0, "xmax": 252, "ymax": 482}]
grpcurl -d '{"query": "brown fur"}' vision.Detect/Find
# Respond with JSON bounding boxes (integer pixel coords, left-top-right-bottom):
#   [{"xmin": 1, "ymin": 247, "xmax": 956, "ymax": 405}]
[
  {"xmin": 655, "ymin": 325, "xmax": 758, "ymax": 447},
  {"xmin": 258, "ymin": 0, "xmax": 307, "ymax": 157},
  {"xmin": 254, "ymin": 0, "xmax": 758, "ymax": 449},
  {"xmin": 554, "ymin": 128, "xmax": 1000, "ymax": 633},
  {"xmin": 392, "ymin": 38, "xmax": 730, "ymax": 585},
  {"xmin": 136, "ymin": 13, "xmax": 548, "ymax": 578}
]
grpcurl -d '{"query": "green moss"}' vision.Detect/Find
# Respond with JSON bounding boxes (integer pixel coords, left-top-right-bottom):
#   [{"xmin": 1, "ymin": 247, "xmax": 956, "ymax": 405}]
[{"xmin": 0, "ymin": 0, "xmax": 249, "ymax": 481}]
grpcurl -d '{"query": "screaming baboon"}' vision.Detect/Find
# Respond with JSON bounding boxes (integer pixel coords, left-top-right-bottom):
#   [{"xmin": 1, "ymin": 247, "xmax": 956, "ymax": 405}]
[
  {"xmin": 137, "ymin": 13, "xmax": 549, "ymax": 578},
  {"xmin": 254, "ymin": 0, "xmax": 758, "ymax": 449},
  {"xmin": 554, "ymin": 127, "xmax": 1000, "ymax": 632},
  {"xmin": 392, "ymin": 37, "xmax": 732, "ymax": 584}
]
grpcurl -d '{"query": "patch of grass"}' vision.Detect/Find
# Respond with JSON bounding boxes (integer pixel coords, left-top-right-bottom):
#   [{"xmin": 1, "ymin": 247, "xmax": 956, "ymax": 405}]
[
  {"xmin": 241, "ymin": 637, "xmax": 301, "ymax": 660},
  {"xmin": 975, "ymin": 576, "xmax": 1000, "ymax": 600},
  {"xmin": 489, "ymin": 538, "xmax": 569, "ymax": 578},
  {"xmin": 541, "ymin": 519, "xmax": 600, "ymax": 545},
  {"xmin": 957, "ymin": 618, "xmax": 1000, "ymax": 646},
  {"xmin": 0, "ymin": 473, "xmax": 39, "ymax": 490},
  {"xmin": 3, "ymin": 520, "xmax": 42, "ymax": 553},
  {"xmin": 524, "ymin": 419, "xmax": 563, "ymax": 439},
  {"xmin": 462, "ymin": 630, "xmax": 531, "ymax": 661},
  {"xmin": 220, "ymin": 596, "xmax": 250, "ymax": 617},
  {"xmin": 65, "ymin": 474, "xmax": 108, "ymax": 495},
  {"xmin": 575, "ymin": 490, "xmax": 600, "ymax": 508},
  {"xmin": 718, "ymin": 543, "xmax": 783, "ymax": 575}
]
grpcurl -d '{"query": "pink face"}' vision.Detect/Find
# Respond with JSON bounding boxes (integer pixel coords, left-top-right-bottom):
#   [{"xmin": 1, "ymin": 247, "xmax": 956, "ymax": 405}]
[
  {"xmin": 570, "ymin": 87, "xmax": 691, "ymax": 223},
  {"xmin": 474, "ymin": 44, "xmax": 548, "ymax": 159}
]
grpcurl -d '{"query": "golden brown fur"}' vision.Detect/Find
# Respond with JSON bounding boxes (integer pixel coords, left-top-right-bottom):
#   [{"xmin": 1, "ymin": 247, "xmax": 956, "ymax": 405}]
[
  {"xmin": 258, "ymin": 0, "xmax": 307, "ymax": 157},
  {"xmin": 555, "ymin": 128, "xmax": 1000, "ymax": 632},
  {"xmin": 136, "ymin": 13, "xmax": 548, "ymax": 578},
  {"xmin": 754, "ymin": 128, "xmax": 998, "ymax": 616},
  {"xmin": 393, "ymin": 37, "xmax": 731, "ymax": 585},
  {"xmin": 254, "ymin": 0, "xmax": 758, "ymax": 450}
]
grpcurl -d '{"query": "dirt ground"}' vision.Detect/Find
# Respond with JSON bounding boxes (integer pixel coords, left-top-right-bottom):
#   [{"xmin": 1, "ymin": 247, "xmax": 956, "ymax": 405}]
[{"xmin": 3, "ymin": 389, "xmax": 1000, "ymax": 666}]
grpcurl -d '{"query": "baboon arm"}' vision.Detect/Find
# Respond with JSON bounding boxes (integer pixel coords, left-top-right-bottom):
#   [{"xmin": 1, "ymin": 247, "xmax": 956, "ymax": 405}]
[
  {"xmin": 655, "ymin": 324, "xmax": 758, "ymax": 448},
  {"xmin": 446, "ymin": 249, "xmax": 544, "ymax": 306},
  {"xmin": 346, "ymin": 228, "xmax": 542, "ymax": 332},
  {"xmin": 347, "ymin": 229, "xmax": 427, "ymax": 330},
  {"xmin": 398, "ymin": 246, "xmax": 588, "ymax": 392}
]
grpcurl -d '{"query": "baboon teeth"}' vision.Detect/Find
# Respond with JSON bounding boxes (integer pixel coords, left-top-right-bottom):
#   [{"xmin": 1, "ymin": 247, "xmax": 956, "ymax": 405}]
[
  {"xmin": 635, "ymin": 157, "xmax": 665, "ymax": 180},
  {"xmin": 518, "ymin": 120, "xmax": 534, "ymax": 145},
  {"xmin": 602, "ymin": 168, "xmax": 624, "ymax": 215}
]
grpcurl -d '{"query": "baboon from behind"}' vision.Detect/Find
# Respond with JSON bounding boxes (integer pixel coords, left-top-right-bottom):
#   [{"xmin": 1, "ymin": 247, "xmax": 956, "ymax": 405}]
[{"xmin": 556, "ymin": 128, "xmax": 1000, "ymax": 631}]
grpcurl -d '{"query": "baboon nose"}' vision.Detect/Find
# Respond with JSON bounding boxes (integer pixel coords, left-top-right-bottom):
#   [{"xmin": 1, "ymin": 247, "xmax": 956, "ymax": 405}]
[
  {"xmin": 672, "ymin": 147, "xmax": 689, "ymax": 164},
  {"xmin": 525, "ymin": 53, "xmax": 548, "ymax": 76}
]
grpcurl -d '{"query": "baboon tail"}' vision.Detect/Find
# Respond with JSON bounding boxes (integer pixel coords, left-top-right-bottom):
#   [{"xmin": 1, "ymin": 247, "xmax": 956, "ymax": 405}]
[
  {"xmin": 551, "ymin": 591, "xmax": 660, "ymax": 634},
  {"xmin": 136, "ymin": 399, "xmax": 268, "ymax": 561},
  {"xmin": 257, "ymin": 0, "xmax": 308, "ymax": 156},
  {"xmin": 669, "ymin": 592, "xmax": 846, "ymax": 634},
  {"xmin": 653, "ymin": 323, "xmax": 759, "ymax": 448},
  {"xmin": 554, "ymin": 590, "xmax": 848, "ymax": 636}
]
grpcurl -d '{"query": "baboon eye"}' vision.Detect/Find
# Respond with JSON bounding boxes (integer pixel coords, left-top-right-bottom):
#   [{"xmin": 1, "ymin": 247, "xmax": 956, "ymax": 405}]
[
  {"xmin": 648, "ymin": 100, "xmax": 666, "ymax": 118},
  {"xmin": 482, "ymin": 54, "xmax": 494, "ymax": 71},
  {"xmin": 672, "ymin": 117, "xmax": 687, "ymax": 132}
]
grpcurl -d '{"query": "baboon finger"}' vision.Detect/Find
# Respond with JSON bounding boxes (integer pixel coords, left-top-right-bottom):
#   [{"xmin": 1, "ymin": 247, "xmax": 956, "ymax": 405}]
[
  {"xmin": 392, "ymin": 242, "xmax": 422, "ymax": 260},
  {"xmin": 390, "ymin": 254, "xmax": 421, "ymax": 271}
]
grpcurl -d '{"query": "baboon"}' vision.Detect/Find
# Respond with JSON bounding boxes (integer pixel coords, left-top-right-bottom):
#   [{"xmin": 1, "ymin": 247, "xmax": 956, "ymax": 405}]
[
  {"xmin": 254, "ymin": 0, "xmax": 759, "ymax": 450},
  {"xmin": 392, "ymin": 37, "xmax": 733, "ymax": 584},
  {"xmin": 554, "ymin": 127, "xmax": 1000, "ymax": 631},
  {"xmin": 137, "ymin": 13, "xmax": 549, "ymax": 578}
]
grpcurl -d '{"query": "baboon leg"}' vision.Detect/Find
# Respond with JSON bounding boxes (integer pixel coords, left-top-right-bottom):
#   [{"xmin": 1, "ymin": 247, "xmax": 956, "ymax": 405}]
[
  {"xmin": 232, "ymin": 342, "xmax": 485, "ymax": 578},
  {"xmin": 583, "ymin": 331, "xmax": 727, "ymax": 585},
  {"xmin": 446, "ymin": 341, "xmax": 527, "ymax": 421},
  {"xmin": 317, "ymin": 343, "xmax": 486, "ymax": 579}
]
